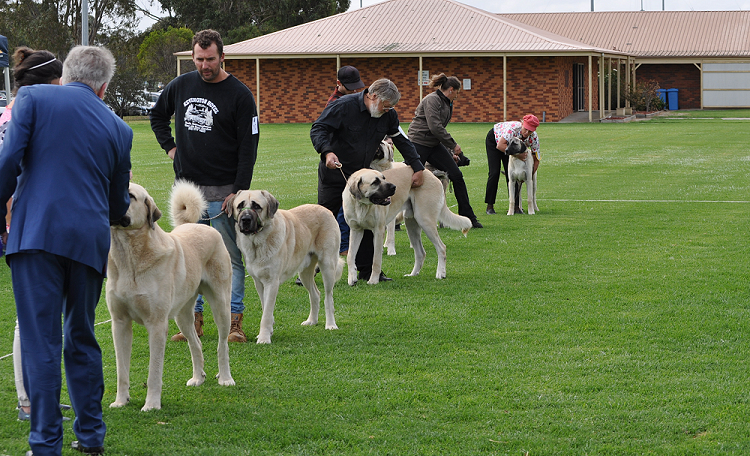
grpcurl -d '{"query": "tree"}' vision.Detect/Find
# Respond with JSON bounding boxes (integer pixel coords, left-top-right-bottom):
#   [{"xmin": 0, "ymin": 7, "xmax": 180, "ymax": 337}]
[
  {"xmin": 157, "ymin": 0, "xmax": 350, "ymax": 44},
  {"xmin": 0, "ymin": 0, "xmax": 138, "ymax": 56},
  {"xmin": 101, "ymin": 30, "xmax": 145, "ymax": 117},
  {"xmin": 138, "ymin": 26, "xmax": 193, "ymax": 87}
]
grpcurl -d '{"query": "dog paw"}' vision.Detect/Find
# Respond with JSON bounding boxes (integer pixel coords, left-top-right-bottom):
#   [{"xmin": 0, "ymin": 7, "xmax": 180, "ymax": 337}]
[
  {"xmin": 141, "ymin": 402, "xmax": 161, "ymax": 412},
  {"xmin": 109, "ymin": 397, "xmax": 129, "ymax": 408},
  {"xmin": 348, "ymin": 278, "xmax": 358, "ymax": 286},
  {"xmin": 506, "ymin": 211, "xmax": 514, "ymax": 216},
  {"xmin": 256, "ymin": 334, "xmax": 272, "ymax": 344},
  {"xmin": 186, "ymin": 371, "xmax": 206, "ymax": 387},
  {"xmin": 217, "ymin": 376, "xmax": 235, "ymax": 386},
  {"xmin": 325, "ymin": 323, "xmax": 339, "ymax": 330},
  {"xmin": 300, "ymin": 319, "xmax": 317, "ymax": 326}
]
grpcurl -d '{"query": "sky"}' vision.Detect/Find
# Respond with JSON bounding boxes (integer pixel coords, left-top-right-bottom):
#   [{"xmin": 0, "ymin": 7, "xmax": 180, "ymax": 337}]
[{"xmin": 136, "ymin": 0, "xmax": 750, "ymax": 31}]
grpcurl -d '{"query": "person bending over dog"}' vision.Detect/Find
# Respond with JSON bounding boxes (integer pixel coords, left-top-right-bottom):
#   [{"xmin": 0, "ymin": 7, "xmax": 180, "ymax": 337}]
[
  {"xmin": 311, "ymin": 78, "xmax": 425, "ymax": 283},
  {"xmin": 484, "ymin": 114, "xmax": 541, "ymax": 215}
]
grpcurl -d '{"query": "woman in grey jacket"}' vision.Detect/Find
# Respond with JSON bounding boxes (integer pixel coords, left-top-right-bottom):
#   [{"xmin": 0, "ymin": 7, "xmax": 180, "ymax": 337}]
[{"xmin": 407, "ymin": 73, "xmax": 482, "ymax": 228}]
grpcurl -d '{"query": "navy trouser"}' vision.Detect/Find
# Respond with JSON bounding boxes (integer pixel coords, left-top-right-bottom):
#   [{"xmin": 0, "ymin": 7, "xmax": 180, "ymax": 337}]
[
  {"xmin": 413, "ymin": 142, "xmax": 478, "ymax": 221},
  {"xmin": 9, "ymin": 251, "xmax": 106, "ymax": 456}
]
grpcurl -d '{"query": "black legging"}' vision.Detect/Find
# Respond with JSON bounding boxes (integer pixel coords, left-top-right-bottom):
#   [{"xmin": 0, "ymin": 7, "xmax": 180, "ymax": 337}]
[
  {"xmin": 412, "ymin": 142, "xmax": 477, "ymax": 221},
  {"xmin": 485, "ymin": 128, "xmax": 520, "ymax": 206}
]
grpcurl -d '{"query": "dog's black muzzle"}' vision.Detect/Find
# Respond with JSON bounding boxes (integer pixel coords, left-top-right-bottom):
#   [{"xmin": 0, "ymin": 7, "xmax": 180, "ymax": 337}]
[
  {"xmin": 369, "ymin": 182, "xmax": 396, "ymax": 206},
  {"xmin": 111, "ymin": 215, "xmax": 131, "ymax": 227},
  {"xmin": 237, "ymin": 209, "xmax": 263, "ymax": 235}
]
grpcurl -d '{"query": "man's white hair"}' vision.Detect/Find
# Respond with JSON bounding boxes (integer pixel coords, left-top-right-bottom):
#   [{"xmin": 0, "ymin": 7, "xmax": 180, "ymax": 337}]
[
  {"xmin": 61, "ymin": 46, "xmax": 116, "ymax": 92},
  {"xmin": 369, "ymin": 79, "xmax": 401, "ymax": 105}
]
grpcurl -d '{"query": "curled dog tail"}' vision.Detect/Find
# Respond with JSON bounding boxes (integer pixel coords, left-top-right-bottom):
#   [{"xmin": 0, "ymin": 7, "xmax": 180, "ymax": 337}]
[
  {"xmin": 439, "ymin": 205, "xmax": 473, "ymax": 237},
  {"xmin": 170, "ymin": 180, "xmax": 208, "ymax": 227}
]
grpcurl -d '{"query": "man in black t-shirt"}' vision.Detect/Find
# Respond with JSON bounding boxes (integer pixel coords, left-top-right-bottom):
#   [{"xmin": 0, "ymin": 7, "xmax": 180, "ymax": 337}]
[{"xmin": 151, "ymin": 29, "xmax": 259, "ymax": 343}]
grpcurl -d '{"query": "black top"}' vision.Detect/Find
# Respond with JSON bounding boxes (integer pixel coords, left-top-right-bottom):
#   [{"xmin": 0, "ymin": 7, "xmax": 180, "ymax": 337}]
[
  {"xmin": 150, "ymin": 71, "xmax": 259, "ymax": 194},
  {"xmin": 310, "ymin": 89, "xmax": 424, "ymax": 187}
]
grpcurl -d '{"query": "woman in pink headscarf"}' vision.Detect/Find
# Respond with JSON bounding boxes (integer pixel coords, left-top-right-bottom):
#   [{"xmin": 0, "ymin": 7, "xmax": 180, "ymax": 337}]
[{"xmin": 484, "ymin": 114, "xmax": 540, "ymax": 215}]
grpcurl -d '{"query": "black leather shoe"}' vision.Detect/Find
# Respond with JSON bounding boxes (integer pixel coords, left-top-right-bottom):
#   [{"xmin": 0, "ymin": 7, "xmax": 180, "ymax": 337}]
[
  {"xmin": 71, "ymin": 441, "xmax": 104, "ymax": 455},
  {"xmin": 378, "ymin": 272, "xmax": 393, "ymax": 282},
  {"xmin": 471, "ymin": 219, "xmax": 484, "ymax": 228},
  {"xmin": 514, "ymin": 206, "xmax": 525, "ymax": 215},
  {"xmin": 486, "ymin": 207, "xmax": 496, "ymax": 215}
]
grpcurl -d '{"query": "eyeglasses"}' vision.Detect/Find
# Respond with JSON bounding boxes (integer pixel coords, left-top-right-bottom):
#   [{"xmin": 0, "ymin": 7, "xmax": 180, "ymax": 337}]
[{"xmin": 371, "ymin": 94, "xmax": 393, "ymax": 111}]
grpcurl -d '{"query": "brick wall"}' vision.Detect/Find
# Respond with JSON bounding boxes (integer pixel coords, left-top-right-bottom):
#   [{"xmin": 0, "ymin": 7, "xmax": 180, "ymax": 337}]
[
  {"xmin": 225, "ymin": 55, "xmax": 602, "ymax": 124},
  {"xmin": 636, "ymin": 63, "xmax": 700, "ymax": 109}
]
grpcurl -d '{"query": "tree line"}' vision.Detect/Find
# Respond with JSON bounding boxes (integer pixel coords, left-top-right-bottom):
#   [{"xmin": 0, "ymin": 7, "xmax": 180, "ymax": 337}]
[{"xmin": 0, "ymin": 0, "xmax": 350, "ymax": 116}]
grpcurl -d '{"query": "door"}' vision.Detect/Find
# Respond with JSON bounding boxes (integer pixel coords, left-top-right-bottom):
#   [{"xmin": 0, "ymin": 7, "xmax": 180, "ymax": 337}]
[{"xmin": 573, "ymin": 63, "xmax": 585, "ymax": 111}]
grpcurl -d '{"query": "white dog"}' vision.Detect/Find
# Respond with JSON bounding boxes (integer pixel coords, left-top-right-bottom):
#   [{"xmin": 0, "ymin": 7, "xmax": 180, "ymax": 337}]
[
  {"xmin": 229, "ymin": 190, "xmax": 344, "ymax": 344},
  {"xmin": 343, "ymin": 163, "xmax": 472, "ymax": 285},
  {"xmin": 506, "ymin": 137, "xmax": 538, "ymax": 215},
  {"xmin": 107, "ymin": 181, "xmax": 234, "ymax": 411},
  {"xmin": 369, "ymin": 140, "xmax": 400, "ymax": 256}
]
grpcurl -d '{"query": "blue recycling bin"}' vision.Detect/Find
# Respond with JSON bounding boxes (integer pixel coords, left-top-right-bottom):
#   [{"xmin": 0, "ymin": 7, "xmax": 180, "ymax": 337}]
[
  {"xmin": 657, "ymin": 89, "xmax": 667, "ymax": 105},
  {"xmin": 667, "ymin": 88, "xmax": 679, "ymax": 110}
]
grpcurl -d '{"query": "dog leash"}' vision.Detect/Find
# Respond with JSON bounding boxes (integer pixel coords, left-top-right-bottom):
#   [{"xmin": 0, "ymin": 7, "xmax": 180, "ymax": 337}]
[{"xmin": 200, "ymin": 212, "xmax": 225, "ymax": 222}]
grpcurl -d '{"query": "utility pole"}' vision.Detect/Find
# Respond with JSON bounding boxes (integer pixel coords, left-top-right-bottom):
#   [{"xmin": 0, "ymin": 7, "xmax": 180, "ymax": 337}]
[{"xmin": 82, "ymin": 0, "xmax": 89, "ymax": 45}]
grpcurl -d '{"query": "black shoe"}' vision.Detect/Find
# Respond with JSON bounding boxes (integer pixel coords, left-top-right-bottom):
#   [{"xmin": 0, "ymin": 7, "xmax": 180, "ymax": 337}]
[
  {"xmin": 71, "ymin": 441, "xmax": 104, "ymax": 455},
  {"xmin": 357, "ymin": 271, "xmax": 393, "ymax": 282},
  {"xmin": 471, "ymin": 219, "xmax": 483, "ymax": 228},
  {"xmin": 486, "ymin": 207, "xmax": 496, "ymax": 215},
  {"xmin": 295, "ymin": 276, "xmax": 303, "ymax": 286},
  {"xmin": 394, "ymin": 223, "xmax": 401, "ymax": 231},
  {"xmin": 514, "ymin": 206, "xmax": 525, "ymax": 215},
  {"xmin": 377, "ymin": 272, "xmax": 393, "ymax": 282}
]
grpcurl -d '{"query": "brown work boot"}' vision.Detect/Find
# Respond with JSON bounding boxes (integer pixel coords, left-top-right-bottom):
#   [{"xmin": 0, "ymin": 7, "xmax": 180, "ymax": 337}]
[
  {"xmin": 170, "ymin": 312, "xmax": 203, "ymax": 341},
  {"xmin": 228, "ymin": 313, "xmax": 247, "ymax": 343}
]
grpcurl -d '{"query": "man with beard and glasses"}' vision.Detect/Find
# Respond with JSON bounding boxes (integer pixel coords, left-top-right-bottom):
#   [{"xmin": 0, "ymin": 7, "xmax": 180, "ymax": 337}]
[
  {"xmin": 310, "ymin": 78, "xmax": 424, "ymax": 283},
  {"xmin": 150, "ymin": 29, "xmax": 259, "ymax": 343}
]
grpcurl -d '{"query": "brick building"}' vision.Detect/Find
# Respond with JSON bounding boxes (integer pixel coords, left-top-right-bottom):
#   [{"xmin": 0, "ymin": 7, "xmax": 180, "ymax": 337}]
[
  {"xmin": 177, "ymin": 0, "xmax": 629, "ymax": 124},
  {"xmin": 503, "ymin": 11, "xmax": 750, "ymax": 110}
]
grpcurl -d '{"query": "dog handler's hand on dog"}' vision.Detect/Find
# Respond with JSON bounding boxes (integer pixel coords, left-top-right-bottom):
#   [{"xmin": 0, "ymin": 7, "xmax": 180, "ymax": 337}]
[
  {"xmin": 325, "ymin": 153, "xmax": 342, "ymax": 169},
  {"xmin": 222, "ymin": 193, "xmax": 236, "ymax": 215},
  {"xmin": 411, "ymin": 170, "xmax": 424, "ymax": 188}
]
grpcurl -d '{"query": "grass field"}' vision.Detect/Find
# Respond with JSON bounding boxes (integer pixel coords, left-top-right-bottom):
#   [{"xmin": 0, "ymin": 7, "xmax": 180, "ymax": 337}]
[{"xmin": 1, "ymin": 111, "xmax": 749, "ymax": 455}]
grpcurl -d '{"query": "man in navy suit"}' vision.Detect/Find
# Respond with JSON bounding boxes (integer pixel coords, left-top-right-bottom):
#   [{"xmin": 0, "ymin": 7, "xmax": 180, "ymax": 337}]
[{"xmin": 0, "ymin": 46, "xmax": 132, "ymax": 456}]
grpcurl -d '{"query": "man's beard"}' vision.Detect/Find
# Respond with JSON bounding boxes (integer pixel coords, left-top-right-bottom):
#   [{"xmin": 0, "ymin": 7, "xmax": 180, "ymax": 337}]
[{"xmin": 368, "ymin": 103, "xmax": 384, "ymax": 118}]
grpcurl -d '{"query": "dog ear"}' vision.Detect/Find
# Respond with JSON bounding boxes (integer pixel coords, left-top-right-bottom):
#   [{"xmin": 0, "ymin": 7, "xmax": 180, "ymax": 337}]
[
  {"xmin": 349, "ymin": 177, "xmax": 364, "ymax": 199},
  {"xmin": 262, "ymin": 190, "xmax": 279, "ymax": 218},
  {"xmin": 226, "ymin": 192, "xmax": 239, "ymax": 217},
  {"xmin": 146, "ymin": 198, "xmax": 161, "ymax": 230}
]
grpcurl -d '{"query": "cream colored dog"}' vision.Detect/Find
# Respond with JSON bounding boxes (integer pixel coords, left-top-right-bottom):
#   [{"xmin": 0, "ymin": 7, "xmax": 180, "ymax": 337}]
[
  {"xmin": 106, "ymin": 181, "xmax": 234, "ymax": 412},
  {"xmin": 369, "ymin": 140, "xmax": 399, "ymax": 256},
  {"xmin": 343, "ymin": 163, "xmax": 472, "ymax": 285},
  {"xmin": 229, "ymin": 190, "xmax": 344, "ymax": 344},
  {"xmin": 506, "ymin": 137, "xmax": 538, "ymax": 215}
]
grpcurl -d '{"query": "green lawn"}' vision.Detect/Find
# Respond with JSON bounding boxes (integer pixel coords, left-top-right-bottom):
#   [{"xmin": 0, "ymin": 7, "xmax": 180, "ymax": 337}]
[{"xmin": 1, "ymin": 111, "xmax": 749, "ymax": 455}]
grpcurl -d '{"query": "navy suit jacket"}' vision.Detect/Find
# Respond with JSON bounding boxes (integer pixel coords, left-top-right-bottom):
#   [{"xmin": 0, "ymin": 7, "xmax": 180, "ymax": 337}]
[{"xmin": 0, "ymin": 82, "xmax": 132, "ymax": 274}]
